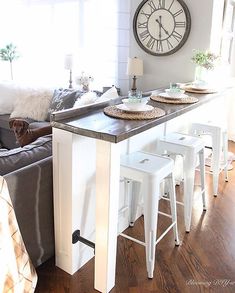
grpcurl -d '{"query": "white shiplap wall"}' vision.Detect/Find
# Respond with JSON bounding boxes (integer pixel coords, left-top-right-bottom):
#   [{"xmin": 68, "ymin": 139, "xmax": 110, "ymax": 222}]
[{"xmin": 116, "ymin": 0, "xmax": 131, "ymax": 94}]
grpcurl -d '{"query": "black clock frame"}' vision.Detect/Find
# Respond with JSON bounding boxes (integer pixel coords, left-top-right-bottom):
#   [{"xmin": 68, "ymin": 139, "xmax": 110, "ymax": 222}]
[{"xmin": 133, "ymin": 0, "xmax": 191, "ymax": 56}]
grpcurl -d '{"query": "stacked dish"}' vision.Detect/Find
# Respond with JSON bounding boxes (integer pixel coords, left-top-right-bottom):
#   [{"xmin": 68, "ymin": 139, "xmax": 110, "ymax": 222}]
[
  {"xmin": 154, "ymin": 88, "xmax": 188, "ymax": 100},
  {"xmin": 117, "ymin": 97, "xmax": 153, "ymax": 112},
  {"xmin": 182, "ymin": 83, "xmax": 216, "ymax": 94}
]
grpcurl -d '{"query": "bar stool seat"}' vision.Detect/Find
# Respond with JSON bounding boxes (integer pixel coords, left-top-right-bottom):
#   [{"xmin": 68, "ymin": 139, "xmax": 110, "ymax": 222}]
[
  {"xmin": 189, "ymin": 121, "xmax": 228, "ymax": 196},
  {"xmin": 156, "ymin": 132, "xmax": 206, "ymax": 232},
  {"xmin": 120, "ymin": 151, "xmax": 179, "ymax": 279}
]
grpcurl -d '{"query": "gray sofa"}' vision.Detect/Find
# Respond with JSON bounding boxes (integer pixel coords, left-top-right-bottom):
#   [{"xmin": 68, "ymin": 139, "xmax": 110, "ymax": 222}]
[
  {"xmin": 0, "ymin": 113, "xmax": 54, "ymax": 267},
  {"xmin": 0, "ymin": 86, "xmax": 115, "ymax": 267},
  {"xmin": 0, "ymin": 86, "xmax": 91, "ymax": 267}
]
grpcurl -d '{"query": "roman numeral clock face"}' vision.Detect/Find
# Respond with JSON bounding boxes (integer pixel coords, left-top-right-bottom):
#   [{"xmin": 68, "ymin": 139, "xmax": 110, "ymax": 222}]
[{"xmin": 133, "ymin": 0, "xmax": 191, "ymax": 56}]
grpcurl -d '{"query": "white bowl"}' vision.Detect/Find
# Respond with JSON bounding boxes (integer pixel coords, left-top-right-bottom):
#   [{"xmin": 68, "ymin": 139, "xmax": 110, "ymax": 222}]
[
  {"xmin": 192, "ymin": 81, "xmax": 208, "ymax": 89},
  {"xmin": 165, "ymin": 89, "xmax": 185, "ymax": 99},
  {"xmin": 191, "ymin": 83, "xmax": 208, "ymax": 90},
  {"xmin": 122, "ymin": 98, "xmax": 148, "ymax": 111}
]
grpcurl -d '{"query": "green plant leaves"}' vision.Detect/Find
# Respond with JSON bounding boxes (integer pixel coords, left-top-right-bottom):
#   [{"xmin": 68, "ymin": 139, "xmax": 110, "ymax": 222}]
[
  {"xmin": 191, "ymin": 49, "xmax": 219, "ymax": 70},
  {"xmin": 0, "ymin": 43, "xmax": 20, "ymax": 62}
]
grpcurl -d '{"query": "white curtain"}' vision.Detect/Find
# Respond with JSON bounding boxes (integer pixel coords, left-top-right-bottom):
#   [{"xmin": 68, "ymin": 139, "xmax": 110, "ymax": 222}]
[{"xmin": 0, "ymin": 0, "xmax": 119, "ymax": 90}]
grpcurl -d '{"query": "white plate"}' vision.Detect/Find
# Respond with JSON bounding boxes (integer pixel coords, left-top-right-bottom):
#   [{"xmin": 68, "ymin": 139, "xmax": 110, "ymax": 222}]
[
  {"xmin": 116, "ymin": 104, "xmax": 154, "ymax": 112},
  {"xmin": 189, "ymin": 86, "xmax": 208, "ymax": 91},
  {"xmin": 158, "ymin": 92, "xmax": 188, "ymax": 100}
]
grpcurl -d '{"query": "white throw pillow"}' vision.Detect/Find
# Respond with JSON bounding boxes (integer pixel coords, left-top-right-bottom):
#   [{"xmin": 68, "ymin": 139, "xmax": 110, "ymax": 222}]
[
  {"xmin": 10, "ymin": 87, "xmax": 54, "ymax": 121},
  {"xmin": 73, "ymin": 91, "xmax": 98, "ymax": 108},
  {"xmin": 99, "ymin": 86, "xmax": 119, "ymax": 101},
  {"xmin": 73, "ymin": 87, "xmax": 119, "ymax": 109},
  {"xmin": 0, "ymin": 81, "xmax": 24, "ymax": 114}
]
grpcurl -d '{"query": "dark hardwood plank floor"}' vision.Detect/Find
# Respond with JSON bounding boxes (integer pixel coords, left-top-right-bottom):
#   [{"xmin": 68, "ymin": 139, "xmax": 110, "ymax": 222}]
[{"xmin": 36, "ymin": 142, "xmax": 235, "ymax": 293}]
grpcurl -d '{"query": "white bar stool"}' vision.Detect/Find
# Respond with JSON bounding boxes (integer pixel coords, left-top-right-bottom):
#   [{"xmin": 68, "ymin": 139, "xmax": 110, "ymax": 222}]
[
  {"xmin": 189, "ymin": 121, "xmax": 228, "ymax": 196},
  {"xmin": 120, "ymin": 151, "xmax": 180, "ymax": 279},
  {"xmin": 156, "ymin": 133, "xmax": 206, "ymax": 232}
]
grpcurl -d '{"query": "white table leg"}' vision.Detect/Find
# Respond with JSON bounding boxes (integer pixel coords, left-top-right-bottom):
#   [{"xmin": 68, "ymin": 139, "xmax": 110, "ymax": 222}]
[
  {"xmin": 53, "ymin": 128, "xmax": 96, "ymax": 274},
  {"xmin": 95, "ymin": 140, "xmax": 120, "ymax": 293}
]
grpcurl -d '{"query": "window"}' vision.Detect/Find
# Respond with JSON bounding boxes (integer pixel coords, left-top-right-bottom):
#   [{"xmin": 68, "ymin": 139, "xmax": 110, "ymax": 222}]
[
  {"xmin": 221, "ymin": 0, "xmax": 235, "ymax": 65},
  {"xmin": 0, "ymin": 0, "xmax": 121, "ymax": 90},
  {"xmin": 220, "ymin": 1, "xmax": 235, "ymax": 142}
]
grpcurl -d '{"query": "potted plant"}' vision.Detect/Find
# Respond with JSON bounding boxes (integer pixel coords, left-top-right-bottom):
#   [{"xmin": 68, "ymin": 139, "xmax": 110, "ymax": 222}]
[
  {"xmin": 0, "ymin": 43, "xmax": 20, "ymax": 80},
  {"xmin": 191, "ymin": 50, "xmax": 219, "ymax": 84}
]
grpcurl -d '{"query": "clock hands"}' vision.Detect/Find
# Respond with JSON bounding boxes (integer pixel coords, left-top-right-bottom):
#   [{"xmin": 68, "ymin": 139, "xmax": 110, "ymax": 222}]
[
  {"xmin": 158, "ymin": 15, "xmax": 162, "ymax": 39},
  {"xmin": 156, "ymin": 17, "xmax": 169, "ymax": 36}
]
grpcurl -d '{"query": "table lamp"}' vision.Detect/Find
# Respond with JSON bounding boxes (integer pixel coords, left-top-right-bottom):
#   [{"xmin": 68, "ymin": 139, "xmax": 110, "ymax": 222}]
[
  {"xmin": 64, "ymin": 54, "xmax": 73, "ymax": 89},
  {"xmin": 126, "ymin": 57, "xmax": 143, "ymax": 91}
]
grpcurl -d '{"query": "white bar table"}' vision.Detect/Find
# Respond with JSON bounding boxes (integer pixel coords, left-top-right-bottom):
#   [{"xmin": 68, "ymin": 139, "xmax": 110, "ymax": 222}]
[{"xmin": 51, "ymin": 89, "xmax": 229, "ymax": 293}]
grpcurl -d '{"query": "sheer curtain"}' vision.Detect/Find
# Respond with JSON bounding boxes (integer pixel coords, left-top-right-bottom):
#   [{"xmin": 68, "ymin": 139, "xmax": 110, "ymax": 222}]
[{"xmin": 0, "ymin": 0, "xmax": 119, "ymax": 90}]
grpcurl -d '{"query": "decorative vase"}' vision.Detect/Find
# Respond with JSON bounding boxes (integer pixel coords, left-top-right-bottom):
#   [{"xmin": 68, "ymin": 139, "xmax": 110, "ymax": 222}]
[{"xmin": 194, "ymin": 65, "xmax": 208, "ymax": 86}]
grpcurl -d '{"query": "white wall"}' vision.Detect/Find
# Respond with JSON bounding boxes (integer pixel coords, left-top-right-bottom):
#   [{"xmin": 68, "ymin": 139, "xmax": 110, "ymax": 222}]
[
  {"xmin": 127, "ymin": 0, "xmax": 214, "ymax": 92},
  {"xmin": 116, "ymin": 0, "xmax": 131, "ymax": 94}
]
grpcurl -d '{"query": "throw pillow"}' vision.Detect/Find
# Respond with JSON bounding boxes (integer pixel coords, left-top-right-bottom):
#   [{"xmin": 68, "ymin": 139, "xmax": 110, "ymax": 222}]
[
  {"xmin": 0, "ymin": 135, "xmax": 52, "ymax": 176},
  {"xmin": 73, "ymin": 91, "xmax": 98, "ymax": 108},
  {"xmin": 10, "ymin": 87, "xmax": 54, "ymax": 121},
  {"xmin": 0, "ymin": 81, "xmax": 24, "ymax": 114},
  {"xmin": 47, "ymin": 89, "xmax": 83, "ymax": 121},
  {"xmin": 72, "ymin": 88, "xmax": 118, "ymax": 109},
  {"xmin": 98, "ymin": 86, "xmax": 119, "ymax": 101}
]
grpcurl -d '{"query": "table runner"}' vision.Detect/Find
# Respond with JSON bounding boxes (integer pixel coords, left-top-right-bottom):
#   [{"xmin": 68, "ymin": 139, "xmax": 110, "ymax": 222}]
[{"xmin": 0, "ymin": 177, "xmax": 37, "ymax": 293}]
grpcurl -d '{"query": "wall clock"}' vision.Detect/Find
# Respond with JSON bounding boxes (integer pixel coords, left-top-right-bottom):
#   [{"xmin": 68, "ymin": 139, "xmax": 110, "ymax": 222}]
[{"xmin": 133, "ymin": 0, "xmax": 191, "ymax": 56}]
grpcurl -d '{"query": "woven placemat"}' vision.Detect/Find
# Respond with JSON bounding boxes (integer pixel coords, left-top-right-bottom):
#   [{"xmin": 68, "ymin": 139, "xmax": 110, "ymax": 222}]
[
  {"xmin": 183, "ymin": 87, "xmax": 217, "ymax": 94},
  {"xmin": 150, "ymin": 95, "xmax": 198, "ymax": 104},
  {"xmin": 104, "ymin": 105, "xmax": 166, "ymax": 120}
]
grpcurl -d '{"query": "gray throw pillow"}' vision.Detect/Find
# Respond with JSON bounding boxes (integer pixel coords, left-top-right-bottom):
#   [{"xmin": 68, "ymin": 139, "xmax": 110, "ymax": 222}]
[
  {"xmin": 47, "ymin": 89, "xmax": 84, "ymax": 121},
  {"xmin": 0, "ymin": 135, "xmax": 52, "ymax": 176}
]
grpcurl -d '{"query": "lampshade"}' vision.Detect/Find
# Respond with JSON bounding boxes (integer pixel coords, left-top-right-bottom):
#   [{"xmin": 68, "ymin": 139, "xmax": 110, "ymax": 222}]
[
  {"xmin": 127, "ymin": 57, "xmax": 143, "ymax": 76},
  {"xmin": 64, "ymin": 54, "xmax": 73, "ymax": 70}
]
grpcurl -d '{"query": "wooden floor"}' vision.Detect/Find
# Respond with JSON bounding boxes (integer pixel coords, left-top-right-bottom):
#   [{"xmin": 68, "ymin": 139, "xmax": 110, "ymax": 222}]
[{"xmin": 36, "ymin": 142, "xmax": 235, "ymax": 293}]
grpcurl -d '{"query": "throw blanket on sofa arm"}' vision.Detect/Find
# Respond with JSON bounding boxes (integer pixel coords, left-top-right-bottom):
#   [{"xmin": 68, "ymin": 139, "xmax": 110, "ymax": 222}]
[{"xmin": 0, "ymin": 177, "xmax": 37, "ymax": 292}]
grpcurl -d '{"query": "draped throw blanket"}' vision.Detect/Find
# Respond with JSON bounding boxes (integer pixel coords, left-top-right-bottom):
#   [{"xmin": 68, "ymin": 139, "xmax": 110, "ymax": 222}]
[{"xmin": 0, "ymin": 176, "xmax": 37, "ymax": 292}]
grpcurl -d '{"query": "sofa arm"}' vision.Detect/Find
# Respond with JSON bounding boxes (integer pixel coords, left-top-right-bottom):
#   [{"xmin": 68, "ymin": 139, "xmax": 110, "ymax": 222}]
[
  {"xmin": 0, "ymin": 135, "xmax": 52, "ymax": 176},
  {"xmin": 4, "ymin": 156, "xmax": 54, "ymax": 267}
]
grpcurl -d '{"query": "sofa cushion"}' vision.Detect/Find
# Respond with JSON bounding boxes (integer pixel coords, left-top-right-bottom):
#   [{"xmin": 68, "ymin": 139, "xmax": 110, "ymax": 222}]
[
  {"xmin": 0, "ymin": 114, "xmax": 17, "ymax": 149},
  {"xmin": 0, "ymin": 114, "xmax": 12, "ymax": 130},
  {"xmin": 0, "ymin": 135, "xmax": 52, "ymax": 176},
  {"xmin": 0, "ymin": 128, "xmax": 17, "ymax": 150},
  {"xmin": 47, "ymin": 89, "xmax": 83, "ymax": 121}
]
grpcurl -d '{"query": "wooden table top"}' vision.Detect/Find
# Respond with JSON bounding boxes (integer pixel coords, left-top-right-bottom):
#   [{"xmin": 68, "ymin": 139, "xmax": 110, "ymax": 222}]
[{"xmin": 51, "ymin": 88, "xmax": 229, "ymax": 143}]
